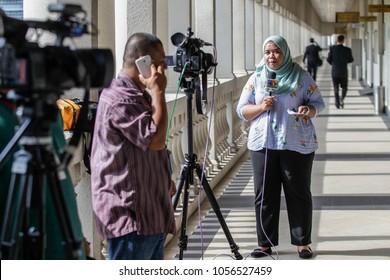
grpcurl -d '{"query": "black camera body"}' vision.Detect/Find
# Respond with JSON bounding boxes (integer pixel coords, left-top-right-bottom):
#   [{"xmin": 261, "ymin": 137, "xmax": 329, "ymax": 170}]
[
  {"xmin": 0, "ymin": 43, "xmax": 113, "ymax": 93},
  {"xmin": 0, "ymin": 4, "xmax": 114, "ymax": 95},
  {"xmin": 171, "ymin": 28, "xmax": 216, "ymax": 78}
]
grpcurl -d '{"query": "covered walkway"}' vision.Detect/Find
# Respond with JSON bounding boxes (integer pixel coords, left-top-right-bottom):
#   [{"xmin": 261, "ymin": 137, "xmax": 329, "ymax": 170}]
[{"xmin": 165, "ymin": 62, "xmax": 390, "ymax": 260}]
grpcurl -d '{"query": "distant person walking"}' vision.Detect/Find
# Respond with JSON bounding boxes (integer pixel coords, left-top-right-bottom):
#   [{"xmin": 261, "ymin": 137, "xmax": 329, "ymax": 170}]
[
  {"xmin": 327, "ymin": 35, "xmax": 354, "ymax": 109},
  {"xmin": 303, "ymin": 38, "xmax": 322, "ymax": 81}
]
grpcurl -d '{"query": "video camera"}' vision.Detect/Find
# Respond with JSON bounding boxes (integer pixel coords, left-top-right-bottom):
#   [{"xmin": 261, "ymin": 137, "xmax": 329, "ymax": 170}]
[
  {"xmin": 0, "ymin": 4, "xmax": 114, "ymax": 95},
  {"xmin": 170, "ymin": 27, "xmax": 217, "ymax": 114},
  {"xmin": 171, "ymin": 27, "xmax": 216, "ymax": 78}
]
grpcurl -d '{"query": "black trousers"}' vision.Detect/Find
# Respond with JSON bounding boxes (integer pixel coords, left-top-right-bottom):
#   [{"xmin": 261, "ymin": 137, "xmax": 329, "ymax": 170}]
[
  {"xmin": 249, "ymin": 149, "xmax": 314, "ymax": 246},
  {"xmin": 332, "ymin": 76, "xmax": 348, "ymax": 107},
  {"xmin": 307, "ymin": 63, "xmax": 318, "ymax": 81}
]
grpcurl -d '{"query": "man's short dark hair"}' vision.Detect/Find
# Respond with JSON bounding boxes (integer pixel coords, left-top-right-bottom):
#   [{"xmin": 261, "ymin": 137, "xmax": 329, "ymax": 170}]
[
  {"xmin": 123, "ymin": 33, "xmax": 162, "ymax": 67},
  {"xmin": 310, "ymin": 38, "xmax": 314, "ymax": 43},
  {"xmin": 337, "ymin": 35, "xmax": 345, "ymax": 42}
]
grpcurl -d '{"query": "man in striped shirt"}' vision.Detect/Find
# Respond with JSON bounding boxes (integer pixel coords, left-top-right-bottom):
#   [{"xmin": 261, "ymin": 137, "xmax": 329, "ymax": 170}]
[{"xmin": 91, "ymin": 33, "xmax": 176, "ymax": 260}]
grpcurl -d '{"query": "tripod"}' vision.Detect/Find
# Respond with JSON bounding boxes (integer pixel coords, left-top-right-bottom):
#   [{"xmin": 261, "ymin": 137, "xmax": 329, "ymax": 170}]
[
  {"xmin": 0, "ymin": 98, "xmax": 82, "ymax": 259},
  {"xmin": 172, "ymin": 77, "xmax": 242, "ymax": 260}
]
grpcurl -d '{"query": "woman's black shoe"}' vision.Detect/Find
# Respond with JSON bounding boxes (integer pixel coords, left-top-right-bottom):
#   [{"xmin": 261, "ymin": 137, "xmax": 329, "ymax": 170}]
[
  {"xmin": 251, "ymin": 247, "xmax": 272, "ymax": 258},
  {"xmin": 298, "ymin": 246, "xmax": 313, "ymax": 259}
]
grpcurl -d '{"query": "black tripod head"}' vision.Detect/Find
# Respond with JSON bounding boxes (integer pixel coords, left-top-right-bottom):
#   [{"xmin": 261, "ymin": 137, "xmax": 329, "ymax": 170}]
[{"xmin": 179, "ymin": 75, "xmax": 208, "ymax": 115}]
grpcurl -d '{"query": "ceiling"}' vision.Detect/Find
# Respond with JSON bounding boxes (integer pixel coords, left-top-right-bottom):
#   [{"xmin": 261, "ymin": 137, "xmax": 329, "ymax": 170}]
[{"xmin": 309, "ymin": 0, "xmax": 358, "ymax": 23}]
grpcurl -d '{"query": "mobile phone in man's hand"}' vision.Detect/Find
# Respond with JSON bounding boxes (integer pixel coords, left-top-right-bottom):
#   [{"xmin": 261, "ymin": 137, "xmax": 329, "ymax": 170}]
[{"xmin": 135, "ymin": 55, "xmax": 152, "ymax": 78}]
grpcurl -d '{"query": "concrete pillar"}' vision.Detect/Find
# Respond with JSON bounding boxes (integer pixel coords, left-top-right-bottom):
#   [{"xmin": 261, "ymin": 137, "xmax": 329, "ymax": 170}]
[
  {"xmin": 167, "ymin": 0, "xmax": 191, "ymax": 93},
  {"xmin": 245, "ymin": 0, "xmax": 255, "ymax": 71},
  {"xmin": 96, "ymin": 0, "xmax": 115, "ymax": 51},
  {"xmin": 215, "ymin": 0, "xmax": 234, "ymax": 79},
  {"xmin": 194, "ymin": 0, "xmax": 214, "ymax": 45},
  {"xmin": 23, "ymin": 0, "xmax": 53, "ymax": 19},
  {"xmin": 114, "ymin": 0, "xmax": 154, "ymax": 75},
  {"xmin": 232, "ymin": 0, "xmax": 247, "ymax": 75},
  {"xmin": 193, "ymin": 0, "xmax": 216, "ymax": 82},
  {"xmin": 254, "ymin": 2, "xmax": 263, "ymax": 64},
  {"xmin": 262, "ymin": 4, "xmax": 270, "ymax": 43}
]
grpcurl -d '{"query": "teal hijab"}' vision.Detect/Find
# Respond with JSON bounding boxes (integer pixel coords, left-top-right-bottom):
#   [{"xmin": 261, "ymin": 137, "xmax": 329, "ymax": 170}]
[{"xmin": 256, "ymin": 35, "xmax": 306, "ymax": 95}]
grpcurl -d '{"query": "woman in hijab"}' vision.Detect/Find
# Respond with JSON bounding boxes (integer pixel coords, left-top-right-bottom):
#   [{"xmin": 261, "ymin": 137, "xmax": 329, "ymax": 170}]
[{"xmin": 236, "ymin": 36, "xmax": 325, "ymax": 259}]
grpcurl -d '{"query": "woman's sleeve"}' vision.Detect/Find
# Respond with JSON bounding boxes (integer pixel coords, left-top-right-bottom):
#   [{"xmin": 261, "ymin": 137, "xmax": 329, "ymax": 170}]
[
  {"xmin": 236, "ymin": 73, "xmax": 257, "ymax": 121},
  {"xmin": 302, "ymin": 73, "xmax": 326, "ymax": 117}
]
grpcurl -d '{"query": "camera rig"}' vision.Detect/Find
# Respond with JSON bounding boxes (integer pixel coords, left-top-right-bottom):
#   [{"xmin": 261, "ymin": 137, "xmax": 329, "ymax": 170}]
[
  {"xmin": 171, "ymin": 27, "xmax": 216, "ymax": 77},
  {"xmin": 0, "ymin": 4, "xmax": 114, "ymax": 94},
  {"xmin": 169, "ymin": 28, "xmax": 242, "ymax": 260},
  {"xmin": 171, "ymin": 27, "xmax": 217, "ymax": 114},
  {"xmin": 0, "ymin": 4, "xmax": 114, "ymax": 260}
]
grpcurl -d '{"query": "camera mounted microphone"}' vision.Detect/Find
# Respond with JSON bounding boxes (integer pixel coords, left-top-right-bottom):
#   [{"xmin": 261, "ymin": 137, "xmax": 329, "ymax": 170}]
[{"xmin": 265, "ymin": 71, "xmax": 278, "ymax": 95}]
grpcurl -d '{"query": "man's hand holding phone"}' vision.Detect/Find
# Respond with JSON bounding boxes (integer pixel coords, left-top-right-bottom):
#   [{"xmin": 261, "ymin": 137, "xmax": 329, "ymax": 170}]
[{"xmin": 136, "ymin": 55, "xmax": 167, "ymax": 93}]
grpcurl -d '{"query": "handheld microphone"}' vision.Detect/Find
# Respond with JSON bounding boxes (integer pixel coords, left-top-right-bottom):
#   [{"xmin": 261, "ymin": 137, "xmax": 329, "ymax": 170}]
[
  {"xmin": 265, "ymin": 71, "xmax": 277, "ymax": 115},
  {"xmin": 265, "ymin": 71, "xmax": 278, "ymax": 95}
]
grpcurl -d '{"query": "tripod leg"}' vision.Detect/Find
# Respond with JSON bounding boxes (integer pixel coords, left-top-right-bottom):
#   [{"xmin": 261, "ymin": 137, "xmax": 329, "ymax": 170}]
[
  {"xmin": 0, "ymin": 119, "xmax": 32, "ymax": 170},
  {"xmin": 173, "ymin": 163, "xmax": 192, "ymax": 260},
  {"xmin": 0, "ymin": 171, "xmax": 29, "ymax": 259},
  {"xmin": 195, "ymin": 164, "xmax": 243, "ymax": 260},
  {"xmin": 1, "ymin": 148, "xmax": 82, "ymax": 259},
  {"xmin": 0, "ymin": 150, "xmax": 44, "ymax": 259},
  {"xmin": 23, "ymin": 171, "xmax": 45, "ymax": 260},
  {"xmin": 173, "ymin": 164, "xmax": 187, "ymax": 211},
  {"xmin": 45, "ymin": 152, "xmax": 82, "ymax": 260}
]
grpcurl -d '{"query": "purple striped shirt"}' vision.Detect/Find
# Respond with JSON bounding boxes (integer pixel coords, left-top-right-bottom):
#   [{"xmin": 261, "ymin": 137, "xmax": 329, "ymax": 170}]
[{"xmin": 91, "ymin": 71, "xmax": 176, "ymax": 239}]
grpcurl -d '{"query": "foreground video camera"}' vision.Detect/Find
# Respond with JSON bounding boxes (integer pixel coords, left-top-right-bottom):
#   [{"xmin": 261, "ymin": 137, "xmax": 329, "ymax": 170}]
[
  {"xmin": 0, "ymin": 4, "xmax": 114, "ymax": 260},
  {"xmin": 0, "ymin": 4, "xmax": 114, "ymax": 94}
]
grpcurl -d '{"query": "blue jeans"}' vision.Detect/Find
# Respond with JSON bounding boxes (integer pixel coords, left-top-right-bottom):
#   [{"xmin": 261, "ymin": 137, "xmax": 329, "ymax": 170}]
[{"xmin": 107, "ymin": 232, "xmax": 167, "ymax": 260}]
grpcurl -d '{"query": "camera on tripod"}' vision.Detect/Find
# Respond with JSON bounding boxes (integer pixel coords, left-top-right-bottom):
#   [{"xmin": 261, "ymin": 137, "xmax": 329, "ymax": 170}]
[
  {"xmin": 171, "ymin": 27, "xmax": 216, "ymax": 78},
  {"xmin": 170, "ymin": 27, "xmax": 217, "ymax": 115},
  {"xmin": 0, "ymin": 4, "xmax": 114, "ymax": 95}
]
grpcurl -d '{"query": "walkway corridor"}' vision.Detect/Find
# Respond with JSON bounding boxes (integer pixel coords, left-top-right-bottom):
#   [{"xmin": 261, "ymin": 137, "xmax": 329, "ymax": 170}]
[{"xmin": 165, "ymin": 63, "xmax": 390, "ymax": 260}]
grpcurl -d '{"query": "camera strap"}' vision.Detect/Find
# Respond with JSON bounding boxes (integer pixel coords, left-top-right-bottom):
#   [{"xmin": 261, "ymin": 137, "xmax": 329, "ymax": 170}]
[{"xmin": 195, "ymin": 72, "xmax": 208, "ymax": 115}]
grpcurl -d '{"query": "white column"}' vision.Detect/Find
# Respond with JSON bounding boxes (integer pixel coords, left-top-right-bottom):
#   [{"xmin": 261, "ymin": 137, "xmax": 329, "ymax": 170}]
[
  {"xmin": 156, "ymin": 0, "xmax": 169, "ymax": 50},
  {"xmin": 215, "ymin": 0, "xmax": 234, "ymax": 80},
  {"xmin": 254, "ymin": 2, "xmax": 263, "ymax": 64},
  {"xmin": 262, "ymin": 3, "xmax": 270, "ymax": 45},
  {"xmin": 167, "ymin": 0, "xmax": 191, "ymax": 93},
  {"xmin": 114, "ymin": 0, "xmax": 154, "ymax": 75},
  {"xmin": 245, "ymin": 0, "xmax": 255, "ymax": 71},
  {"xmin": 194, "ymin": 0, "xmax": 214, "ymax": 45},
  {"xmin": 269, "ymin": 9, "xmax": 276, "ymax": 36},
  {"xmin": 114, "ymin": 0, "xmax": 127, "ymax": 75},
  {"xmin": 126, "ymin": 0, "xmax": 154, "ymax": 33},
  {"xmin": 232, "ymin": 0, "xmax": 247, "ymax": 76},
  {"xmin": 23, "ymin": 0, "xmax": 53, "ymax": 19},
  {"xmin": 193, "ymin": 0, "xmax": 216, "ymax": 83},
  {"xmin": 97, "ymin": 0, "xmax": 115, "ymax": 51}
]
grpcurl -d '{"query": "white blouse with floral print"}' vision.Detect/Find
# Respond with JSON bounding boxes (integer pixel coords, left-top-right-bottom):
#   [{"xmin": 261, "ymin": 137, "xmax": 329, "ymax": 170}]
[{"xmin": 237, "ymin": 71, "xmax": 326, "ymax": 154}]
